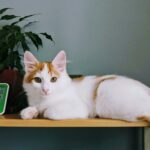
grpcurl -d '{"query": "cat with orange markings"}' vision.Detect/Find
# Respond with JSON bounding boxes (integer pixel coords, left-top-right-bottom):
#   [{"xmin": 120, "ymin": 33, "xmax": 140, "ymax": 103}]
[{"xmin": 21, "ymin": 50, "xmax": 150, "ymax": 121}]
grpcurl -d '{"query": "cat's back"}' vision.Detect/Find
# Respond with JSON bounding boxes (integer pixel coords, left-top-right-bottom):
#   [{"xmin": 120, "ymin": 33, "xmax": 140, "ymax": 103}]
[
  {"xmin": 72, "ymin": 76, "xmax": 98, "ymax": 93},
  {"xmin": 95, "ymin": 75, "xmax": 150, "ymax": 121},
  {"xmin": 98, "ymin": 75, "xmax": 150, "ymax": 93},
  {"xmin": 96, "ymin": 75, "xmax": 150, "ymax": 104}
]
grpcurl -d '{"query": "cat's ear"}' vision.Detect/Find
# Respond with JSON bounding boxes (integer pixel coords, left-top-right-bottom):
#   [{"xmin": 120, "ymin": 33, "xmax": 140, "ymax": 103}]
[
  {"xmin": 24, "ymin": 51, "xmax": 39, "ymax": 73},
  {"xmin": 52, "ymin": 50, "xmax": 66, "ymax": 72}
]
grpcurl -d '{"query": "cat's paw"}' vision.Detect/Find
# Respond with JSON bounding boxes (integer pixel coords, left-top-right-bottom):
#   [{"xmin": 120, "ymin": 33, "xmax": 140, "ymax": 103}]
[
  {"xmin": 43, "ymin": 109, "xmax": 55, "ymax": 120},
  {"xmin": 43, "ymin": 108, "xmax": 66, "ymax": 120},
  {"xmin": 43, "ymin": 107, "xmax": 89, "ymax": 120},
  {"xmin": 20, "ymin": 107, "xmax": 38, "ymax": 119}
]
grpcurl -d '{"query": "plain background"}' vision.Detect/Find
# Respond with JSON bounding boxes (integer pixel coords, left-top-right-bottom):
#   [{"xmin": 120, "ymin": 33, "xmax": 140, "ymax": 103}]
[{"xmin": 1, "ymin": 0, "xmax": 150, "ymax": 149}]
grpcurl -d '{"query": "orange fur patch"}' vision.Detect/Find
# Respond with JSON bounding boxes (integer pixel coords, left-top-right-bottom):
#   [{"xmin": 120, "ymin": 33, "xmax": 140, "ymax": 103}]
[
  {"xmin": 73, "ymin": 76, "xmax": 85, "ymax": 82},
  {"xmin": 93, "ymin": 75, "xmax": 117, "ymax": 100},
  {"xmin": 24, "ymin": 62, "xmax": 59, "ymax": 83},
  {"xmin": 137, "ymin": 116, "xmax": 149, "ymax": 121},
  {"xmin": 93, "ymin": 83, "xmax": 100, "ymax": 100},
  {"xmin": 45, "ymin": 62, "xmax": 59, "ymax": 76}
]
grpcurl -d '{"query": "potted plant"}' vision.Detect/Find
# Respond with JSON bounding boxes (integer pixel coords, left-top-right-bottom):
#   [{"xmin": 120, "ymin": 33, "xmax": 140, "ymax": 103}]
[{"xmin": 0, "ymin": 8, "xmax": 54, "ymax": 113}]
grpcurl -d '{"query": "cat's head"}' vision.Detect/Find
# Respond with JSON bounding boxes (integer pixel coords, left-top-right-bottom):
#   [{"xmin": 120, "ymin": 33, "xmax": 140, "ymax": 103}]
[{"xmin": 23, "ymin": 50, "xmax": 71, "ymax": 97}]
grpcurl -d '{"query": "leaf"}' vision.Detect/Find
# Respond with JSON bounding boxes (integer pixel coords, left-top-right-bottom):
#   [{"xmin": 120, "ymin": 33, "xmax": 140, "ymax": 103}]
[
  {"xmin": 11, "ymin": 13, "xmax": 39, "ymax": 25},
  {"xmin": 33, "ymin": 33, "xmax": 43, "ymax": 46},
  {"xmin": 19, "ymin": 14, "xmax": 38, "ymax": 21},
  {"xmin": 1, "ymin": 15, "xmax": 19, "ymax": 20},
  {"xmin": 25, "ymin": 32, "xmax": 43, "ymax": 50},
  {"xmin": 40, "ymin": 32, "xmax": 53, "ymax": 41},
  {"xmin": 0, "ymin": 62, "xmax": 5, "ymax": 70},
  {"xmin": 0, "ymin": 8, "xmax": 12, "ymax": 15},
  {"xmin": 23, "ymin": 21, "xmax": 38, "ymax": 28},
  {"xmin": 21, "ymin": 41, "xmax": 29, "ymax": 51},
  {"xmin": 2, "ymin": 25, "xmax": 22, "ymax": 47},
  {"xmin": 20, "ymin": 35, "xmax": 30, "ymax": 51},
  {"xmin": 7, "ymin": 35, "xmax": 16, "ymax": 49},
  {"xmin": 13, "ymin": 51, "xmax": 23, "ymax": 73},
  {"xmin": 0, "ymin": 54, "xmax": 11, "ymax": 70}
]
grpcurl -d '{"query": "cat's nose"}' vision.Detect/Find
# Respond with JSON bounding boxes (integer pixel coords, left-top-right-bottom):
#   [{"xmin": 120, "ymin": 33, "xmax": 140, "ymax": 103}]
[{"xmin": 42, "ymin": 88, "xmax": 49, "ymax": 95}]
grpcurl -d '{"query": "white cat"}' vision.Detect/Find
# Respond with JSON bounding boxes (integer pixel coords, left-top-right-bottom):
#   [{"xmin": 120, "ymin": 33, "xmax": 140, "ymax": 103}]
[{"xmin": 20, "ymin": 50, "xmax": 150, "ymax": 122}]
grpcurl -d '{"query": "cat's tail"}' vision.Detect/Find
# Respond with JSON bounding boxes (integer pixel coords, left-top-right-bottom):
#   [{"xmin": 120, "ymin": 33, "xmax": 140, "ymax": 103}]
[{"xmin": 137, "ymin": 115, "xmax": 150, "ymax": 122}]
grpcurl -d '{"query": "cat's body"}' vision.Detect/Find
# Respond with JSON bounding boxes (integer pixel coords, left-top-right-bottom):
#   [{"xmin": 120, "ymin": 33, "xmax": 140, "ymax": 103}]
[{"xmin": 21, "ymin": 51, "xmax": 150, "ymax": 121}]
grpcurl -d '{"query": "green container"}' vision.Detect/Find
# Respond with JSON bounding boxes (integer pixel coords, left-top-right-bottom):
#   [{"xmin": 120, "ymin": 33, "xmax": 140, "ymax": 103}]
[{"xmin": 0, "ymin": 83, "xmax": 9, "ymax": 114}]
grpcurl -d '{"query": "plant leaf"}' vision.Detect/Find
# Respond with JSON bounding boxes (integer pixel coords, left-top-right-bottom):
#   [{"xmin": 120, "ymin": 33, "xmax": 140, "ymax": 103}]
[
  {"xmin": 0, "ymin": 8, "xmax": 12, "ymax": 15},
  {"xmin": 19, "ymin": 14, "xmax": 37, "ymax": 21},
  {"xmin": 25, "ymin": 32, "xmax": 43, "ymax": 50},
  {"xmin": 13, "ymin": 51, "xmax": 24, "ymax": 73},
  {"xmin": 20, "ymin": 35, "xmax": 30, "ymax": 51},
  {"xmin": 21, "ymin": 41, "xmax": 30, "ymax": 51},
  {"xmin": 0, "ymin": 54, "xmax": 11, "ymax": 70},
  {"xmin": 33, "ymin": 33, "xmax": 43, "ymax": 46},
  {"xmin": 23, "ymin": 21, "xmax": 38, "ymax": 28},
  {"xmin": 0, "ymin": 62, "xmax": 5, "ymax": 70},
  {"xmin": 3, "ymin": 25, "xmax": 21, "ymax": 50},
  {"xmin": 11, "ymin": 13, "xmax": 39, "ymax": 25},
  {"xmin": 1, "ymin": 15, "xmax": 19, "ymax": 20},
  {"xmin": 40, "ymin": 32, "xmax": 53, "ymax": 41}
]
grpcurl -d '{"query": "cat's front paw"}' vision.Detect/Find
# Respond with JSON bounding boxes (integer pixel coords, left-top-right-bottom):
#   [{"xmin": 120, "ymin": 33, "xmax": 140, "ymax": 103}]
[
  {"xmin": 43, "ymin": 108, "xmax": 65, "ymax": 120},
  {"xmin": 43, "ymin": 107, "xmax": 89, "ymax": 120},
  {"xmin": 20, "ymin": 107, "xmax": 38, "ymax": 119}
]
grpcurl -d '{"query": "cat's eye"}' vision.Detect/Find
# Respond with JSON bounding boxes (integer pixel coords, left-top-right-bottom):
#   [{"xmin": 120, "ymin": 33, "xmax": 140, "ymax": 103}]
[
  {"xmin": 51, "ymin": 77, "xmax": 57, "ymax": 83},
  {"xmin": 34, "ymin": 77, "xmax": 42, "ymax": 83}
]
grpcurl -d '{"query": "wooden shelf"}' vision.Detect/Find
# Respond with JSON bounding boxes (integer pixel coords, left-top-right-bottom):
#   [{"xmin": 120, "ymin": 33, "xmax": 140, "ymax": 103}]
[{"xmin": 0, "ymin": 114, "xmax": 150, "ymax": 127}]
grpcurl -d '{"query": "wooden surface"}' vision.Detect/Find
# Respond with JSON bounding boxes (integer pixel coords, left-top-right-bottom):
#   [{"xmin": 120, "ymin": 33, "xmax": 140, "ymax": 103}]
[{"xmin": 0, "ymin": 114, "xmax": 150, "ymax": 127}]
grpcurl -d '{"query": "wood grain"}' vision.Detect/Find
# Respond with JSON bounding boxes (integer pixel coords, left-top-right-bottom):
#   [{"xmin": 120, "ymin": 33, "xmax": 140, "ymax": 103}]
[{"xmin": 0, "ymin": 114, "xmax": 150, "ymax": 127}]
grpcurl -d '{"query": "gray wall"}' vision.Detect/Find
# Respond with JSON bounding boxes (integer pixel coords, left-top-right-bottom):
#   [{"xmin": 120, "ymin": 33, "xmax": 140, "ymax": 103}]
[
  {"xmin": 1, "ymin": 0, "xmax": 150, "ymax": 149},
  {"xmin": 1, "ymin": 0, "xmax": 150, "ymax": 83}
]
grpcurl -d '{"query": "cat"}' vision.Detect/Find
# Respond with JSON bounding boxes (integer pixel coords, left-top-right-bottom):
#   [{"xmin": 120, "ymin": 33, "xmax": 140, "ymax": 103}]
[{"xmin": 20, "ymin": 50, "xmax": 150, "ymax": 122}]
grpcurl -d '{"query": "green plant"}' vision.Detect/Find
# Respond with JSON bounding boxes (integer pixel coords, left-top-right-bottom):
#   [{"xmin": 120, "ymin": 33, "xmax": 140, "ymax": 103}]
[{"xmin": 0, "ymin": 8, "xmax": 54, "ymax": 74}]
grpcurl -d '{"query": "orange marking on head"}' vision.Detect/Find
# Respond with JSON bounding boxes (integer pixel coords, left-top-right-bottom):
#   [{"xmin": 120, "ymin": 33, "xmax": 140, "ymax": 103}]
[
  {"xmin": 46, "ymin": 62, "xmax": 60, "ymax": 76},
  {"xmin": 24, "ymin": 62, "xmax": 44, "ymax": 83},
  {"xmin": 24, "ymin": 62, "xmax": 60, "ymax": 83}
]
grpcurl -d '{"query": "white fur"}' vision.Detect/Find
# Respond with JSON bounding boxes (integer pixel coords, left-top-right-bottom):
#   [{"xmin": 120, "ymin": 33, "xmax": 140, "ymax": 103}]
[
  {"xmin": 22, "ymin": 67, "xmax": 91, "ymax": 120},
  {"xmin": 96, "ymin": 76, "xmax": 150, "ymax": 121},
  {"xmin": 21, "ymin": 51, "xmax": 150, "ymax": 121}
]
